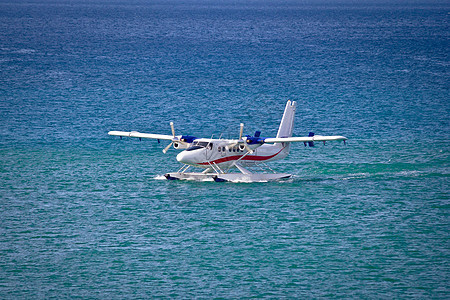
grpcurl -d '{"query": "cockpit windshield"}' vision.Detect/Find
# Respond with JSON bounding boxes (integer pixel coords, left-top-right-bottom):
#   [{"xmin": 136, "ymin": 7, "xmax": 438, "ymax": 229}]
[
  {"xmin": 186, "ymin": 141, "xmax": 212, "ymax": 151},
  {"xmin": 193, "ymin": 141, "xmax": 210, "ymax": 147}
]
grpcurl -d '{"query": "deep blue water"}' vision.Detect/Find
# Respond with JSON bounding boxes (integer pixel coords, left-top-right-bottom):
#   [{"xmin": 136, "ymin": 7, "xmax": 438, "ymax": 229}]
[{"xmin": 1, "ymin": 1, "xmax": 449, "ymax": 298}]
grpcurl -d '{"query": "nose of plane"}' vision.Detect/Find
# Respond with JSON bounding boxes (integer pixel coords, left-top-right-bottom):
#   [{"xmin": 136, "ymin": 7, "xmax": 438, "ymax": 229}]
[{"xmin": 176, "ymin": 150, "xmax": 195, "ymax": 165}]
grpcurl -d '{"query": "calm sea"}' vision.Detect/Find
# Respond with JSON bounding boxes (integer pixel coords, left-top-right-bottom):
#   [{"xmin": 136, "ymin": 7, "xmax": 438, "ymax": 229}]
[{"xmin": 1, "ymin": 0, "xmax": 449, "ymax": 298}]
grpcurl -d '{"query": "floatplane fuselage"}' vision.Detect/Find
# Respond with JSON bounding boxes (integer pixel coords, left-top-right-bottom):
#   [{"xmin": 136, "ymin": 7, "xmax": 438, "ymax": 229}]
[{"xmin": 108, "ymin": 100, "xmax": 347, "ymax": 182}]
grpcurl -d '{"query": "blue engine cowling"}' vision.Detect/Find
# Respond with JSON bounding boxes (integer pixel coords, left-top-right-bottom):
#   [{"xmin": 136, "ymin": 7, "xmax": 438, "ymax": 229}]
[{"xmin": 245, "ymin": 131, "xmax": 265, "ymax": 145}]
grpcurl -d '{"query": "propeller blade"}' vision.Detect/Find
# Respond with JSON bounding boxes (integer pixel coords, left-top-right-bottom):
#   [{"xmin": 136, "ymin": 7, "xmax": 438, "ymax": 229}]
[
  {"xmin": 163, "ymin": 142, "xmax": 173, "ymax": 154},
  {"xmin": 225, "ymin": 123, "xmax": 244, "ymax": 150},
  {"xmin": 170, "ymin": 122, "xmax": 175, "ymax": 137},
  {"xmin": 239, "ymin": 123, "xmax": 244, "ymax": 140}
]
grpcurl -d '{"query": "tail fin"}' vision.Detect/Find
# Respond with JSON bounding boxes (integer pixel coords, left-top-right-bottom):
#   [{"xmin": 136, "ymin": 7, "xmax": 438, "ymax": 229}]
[{"xmin": 276, "ymin": 100, "xmax": 297, "ymax": 138}]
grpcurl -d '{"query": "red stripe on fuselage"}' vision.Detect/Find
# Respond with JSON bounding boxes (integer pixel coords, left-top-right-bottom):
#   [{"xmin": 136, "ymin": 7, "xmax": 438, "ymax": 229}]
[{"xmin": 198, "ymin": 146, "xmax": 285, "ymax": 166}]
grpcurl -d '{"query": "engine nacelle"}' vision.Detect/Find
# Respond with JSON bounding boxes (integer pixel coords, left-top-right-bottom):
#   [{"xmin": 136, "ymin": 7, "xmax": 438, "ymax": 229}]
[{"xmin": 173, "ymin": 142, "xmax": 189, "ymax": 150}]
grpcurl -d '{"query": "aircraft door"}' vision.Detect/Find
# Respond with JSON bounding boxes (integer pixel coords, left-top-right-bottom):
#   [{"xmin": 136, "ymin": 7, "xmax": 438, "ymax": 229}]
[
  {"xmin": 220, "ymin": 145, "xmax": 226, "ymax": 157},
  {"xmin": 205, "ymin": 142, "xmax": 215, "ymax": 161}
]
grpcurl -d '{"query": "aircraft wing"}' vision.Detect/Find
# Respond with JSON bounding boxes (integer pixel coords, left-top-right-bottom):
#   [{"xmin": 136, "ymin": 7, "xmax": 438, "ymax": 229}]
[
  {"xmin": 264, "ymin": 135, "xmax": 347, "ymax": 143},
  {"xmin": 108, "ymin": 131, "xmax": 174, "ymax": 140}
]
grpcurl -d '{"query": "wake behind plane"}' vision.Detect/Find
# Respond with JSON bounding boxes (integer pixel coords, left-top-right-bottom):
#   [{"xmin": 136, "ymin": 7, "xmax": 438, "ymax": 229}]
[{"xmin": 108, "ymin": 100, "xmax": 347, "ymax": 182}]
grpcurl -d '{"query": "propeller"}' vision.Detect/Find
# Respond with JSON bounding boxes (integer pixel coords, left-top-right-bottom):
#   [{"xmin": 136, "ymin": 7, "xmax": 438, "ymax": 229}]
[
  {"xmin": 226, "ymin": 123, "xmax": 254, "ymax": 153},
  {"xmin": 163, "ymin": 122, "xmax": 176, "ymax": 154},
  {"xmin": 226, "ymin": 123, "xmax": 243, "ymax": 150},
  {"xmin": 170, "ymin": 121, "xmax": 175, "ymax": 137},
  {"xmin": 239, "ymin": 123, "xmax": 254, "ymax": 153},
  {"xmin": 239, "ymin": 123, "xmax": 244, "ymax": 140}
]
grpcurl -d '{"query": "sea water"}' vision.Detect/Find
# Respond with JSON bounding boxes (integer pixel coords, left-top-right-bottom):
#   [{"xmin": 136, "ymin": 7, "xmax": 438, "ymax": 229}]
[{"xmin": 0, "ymin": 0, "xmax": 448, "ymax": 298}]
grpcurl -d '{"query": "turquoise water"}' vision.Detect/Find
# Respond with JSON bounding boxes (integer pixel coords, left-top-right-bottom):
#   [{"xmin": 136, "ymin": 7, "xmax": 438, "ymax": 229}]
[{"xmin": 1, "ymin": 1, "xmax": 449, "ymax": 298}]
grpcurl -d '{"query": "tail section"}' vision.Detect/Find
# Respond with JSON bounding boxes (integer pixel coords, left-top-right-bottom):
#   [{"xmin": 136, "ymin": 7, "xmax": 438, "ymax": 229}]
[
  {"xmin": 276, "ymin": 100, "xmax": 297, "ymax": 138},
  {"xmin": 273, "ymin": 100, "xmax": 296, "ymax": 158}
]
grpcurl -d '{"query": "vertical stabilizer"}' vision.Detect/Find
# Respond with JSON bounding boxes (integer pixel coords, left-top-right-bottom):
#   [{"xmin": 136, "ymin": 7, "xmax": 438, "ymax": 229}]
[{"xmin": 276, "ymin": 100, "xmax": 297, "ymax": 138}]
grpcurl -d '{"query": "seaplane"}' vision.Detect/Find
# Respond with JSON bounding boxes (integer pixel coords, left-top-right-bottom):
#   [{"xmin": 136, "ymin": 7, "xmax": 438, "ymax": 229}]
[{"xmin": 108, "ymin": 100, "xmax": 347, "ymax": 182}]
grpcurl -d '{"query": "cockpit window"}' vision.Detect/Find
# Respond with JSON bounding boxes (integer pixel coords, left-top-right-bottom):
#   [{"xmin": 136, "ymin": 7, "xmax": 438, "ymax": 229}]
[
  {"xmin": 186, "ymin": 141, "xmax": 212, "ymax": 151},
  {"xmin": 193, "ymin": 141, "xmax": 209, "ymax": 147},
  {"xmin": 186, "ymin": 145, "xmax": 203, "ymax": 151}
]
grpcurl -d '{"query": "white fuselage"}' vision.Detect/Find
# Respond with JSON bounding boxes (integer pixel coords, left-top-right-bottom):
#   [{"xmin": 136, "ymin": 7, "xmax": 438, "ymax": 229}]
[{"xmin": 176, "ymin": 138, "xmax": 290, "ymax": 169}]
